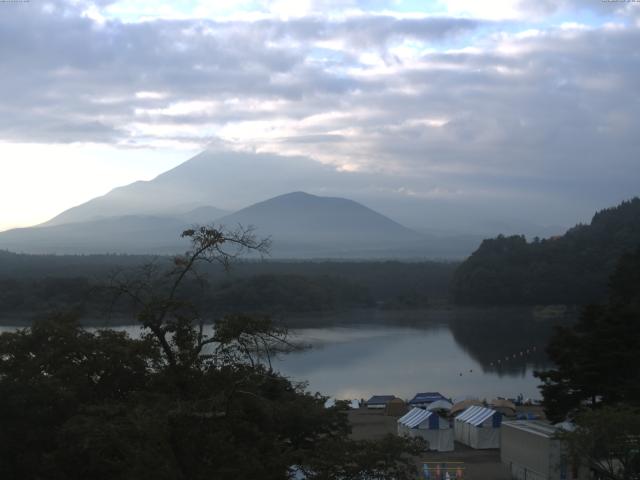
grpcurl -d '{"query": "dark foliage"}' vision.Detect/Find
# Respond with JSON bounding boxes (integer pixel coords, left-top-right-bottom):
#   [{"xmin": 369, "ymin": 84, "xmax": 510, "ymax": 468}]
[
  {"xmin": 535, "ymin": 247, "xmax": 640, "ymax": 422},
  {"xmin": 559, "ymin": 406, "xmax": 640, "ymax": 480},
  {"xmin": 453, "ymin": 198, "xmax": 640, "ymax": 305},
  {"xmin": 0, "ymin": 226, "xmax": 424, "ymax": 479},
  {"xmin": 0, "ymin": 253, "xmax": 457, "ymax": 324}
]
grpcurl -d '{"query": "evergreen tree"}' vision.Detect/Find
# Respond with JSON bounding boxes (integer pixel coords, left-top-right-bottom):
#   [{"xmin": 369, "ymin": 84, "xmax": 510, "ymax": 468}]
[{"xmin": 536, "ymin": 247, "xmax": 640, "ymax": 422}]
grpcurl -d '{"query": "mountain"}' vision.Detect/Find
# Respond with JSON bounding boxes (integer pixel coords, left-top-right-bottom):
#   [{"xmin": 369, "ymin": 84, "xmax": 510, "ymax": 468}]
[
  {"xmin": 0, "ymin": 215, "xmax": 192, "ymax": 255},
  {"xmin": 0, "ymin": 190, "xmax": 480, "ymax": 258},
  {"xmin": 215, "ymin": 192, "xmax": 426, "ymax": 257},
  {"xmin": 0, "ymin": 192, "xmax": 436, "ymax": 257},
  {"xmin": 452, "ymin": 197, "xmax": 640, "ymax": 305},
  {"xmin": 42, "ymin": 150, "xmax": 344, "ymax": 226},
  {"xmin": 178, "ymin": 206, "xmax": 229, "ymax": 224}
]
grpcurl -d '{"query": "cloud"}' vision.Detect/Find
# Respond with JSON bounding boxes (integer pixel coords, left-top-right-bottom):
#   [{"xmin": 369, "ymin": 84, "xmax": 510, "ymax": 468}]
[{"xmin": 0, "ymin": 0, "xmax": 639, "ymax": 230}]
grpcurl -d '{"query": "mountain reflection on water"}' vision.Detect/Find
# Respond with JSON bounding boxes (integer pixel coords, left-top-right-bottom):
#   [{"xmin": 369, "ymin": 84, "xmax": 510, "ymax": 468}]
[{"xmin": 273, "ymin": 307, "xmax": 574, "ymax": 401}]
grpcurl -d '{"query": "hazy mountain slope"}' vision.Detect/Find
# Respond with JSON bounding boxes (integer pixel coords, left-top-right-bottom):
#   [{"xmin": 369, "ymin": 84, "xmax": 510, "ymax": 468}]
[
  {"xmin": 0, "ymin": 192, "xmax": 467, "ymax": 258},
  {"xmin": 218, "ymin": 192, "xmax": 421, "ymax": 244},
  {"xmin": 179, "ymin": 206, "xmax": 228, "ymax": 224},
  {"xmin": 44, "ymin": 151, "xmax": 343, "ymax": 226},
  {"xmin": 0, "ymin": 215, "xmax": 191, "ymax": 254}
]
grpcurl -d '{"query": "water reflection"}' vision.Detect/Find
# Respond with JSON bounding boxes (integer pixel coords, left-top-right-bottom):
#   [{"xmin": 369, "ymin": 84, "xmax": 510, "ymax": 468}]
[
  {"xmin": 0, "ymin": 307, "xmax": 573, "ymax": 402},
  {"xmin": 271, "ymin": 307, "xmax": 571, "ymax": 401},
  {"xmin": 447, "ymin": 308, "xmax": 563, "ymax": 376}
]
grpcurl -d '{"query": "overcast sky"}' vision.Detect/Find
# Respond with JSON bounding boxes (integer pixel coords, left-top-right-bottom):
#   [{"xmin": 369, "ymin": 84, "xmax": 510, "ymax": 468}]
[{"xmin": 1, "ymin": 0, "xmax": 639, "ymax": 232}]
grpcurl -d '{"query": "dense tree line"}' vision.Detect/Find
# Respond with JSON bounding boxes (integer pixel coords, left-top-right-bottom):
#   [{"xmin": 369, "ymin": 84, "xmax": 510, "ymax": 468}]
[
  {"xmin": 453, "ymin": 198, "xmax": 640, "ymax": 305},
  {"xmin": 0, "ymin": 253, "xmax": 456, "ymax": 323}
]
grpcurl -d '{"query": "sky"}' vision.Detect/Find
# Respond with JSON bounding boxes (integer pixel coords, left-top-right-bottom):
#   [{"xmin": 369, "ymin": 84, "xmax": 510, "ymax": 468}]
[{"xmin": 0, "ymin": 0, "xmax": 639, "ymax": 232}]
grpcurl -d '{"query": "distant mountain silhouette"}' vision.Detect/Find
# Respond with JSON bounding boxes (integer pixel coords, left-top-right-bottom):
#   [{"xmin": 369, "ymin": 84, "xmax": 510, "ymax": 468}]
[
  {"xmin": 0, "ymin": 192, "xmax": 439, "ymax": 257},
  {"xmin": 43, "ymin": 150, "xmax": 341, "ymax": 226},
  {"xmin": 220, "ymin": 192, "xmax": 420, "ymax": 242},
  {"xmin": 0, "ymin": 215, "xmax": 191, "ymax": 255},
  {"xmin": 178, "ymin": 206, "xmax": 229, "ymax": 224},
  {"xmin": 214, "ymin": 192, "xmax": 433, "ymax": 257},
  {"xmin": 1, "ymin": 148, "xmax": 483, "ymax": 257}
]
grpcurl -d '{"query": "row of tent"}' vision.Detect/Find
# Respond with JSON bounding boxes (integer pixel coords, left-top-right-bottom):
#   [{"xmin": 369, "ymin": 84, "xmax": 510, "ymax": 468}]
[
  {"xmin": 397, "ymin": 405, "xmax": 503, "ymax": 452},
  {"xmin": 366, "ymin": 393, "xmax": 518, "ymax": 417}
]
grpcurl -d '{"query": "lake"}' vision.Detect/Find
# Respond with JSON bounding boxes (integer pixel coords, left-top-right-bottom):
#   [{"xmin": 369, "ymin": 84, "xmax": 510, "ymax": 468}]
[{"xmin": 0, "ymin": 307, "xmax": 572, "ymax": 402}]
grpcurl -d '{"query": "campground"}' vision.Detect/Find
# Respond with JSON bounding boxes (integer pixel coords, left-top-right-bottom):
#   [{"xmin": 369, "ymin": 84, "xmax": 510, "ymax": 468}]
[{"xmin": 348, "ymin": 407, "xmax": 541, "ymax": 479}]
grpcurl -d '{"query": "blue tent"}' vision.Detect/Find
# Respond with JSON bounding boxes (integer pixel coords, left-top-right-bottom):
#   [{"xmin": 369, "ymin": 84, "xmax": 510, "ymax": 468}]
[
  {"xmin": 409, "ymin": 392, "xmax": 447, "ymax": 407},
  {"xmin": 366, "ymin": 395, "xmax": 396, "ymax": 409}
]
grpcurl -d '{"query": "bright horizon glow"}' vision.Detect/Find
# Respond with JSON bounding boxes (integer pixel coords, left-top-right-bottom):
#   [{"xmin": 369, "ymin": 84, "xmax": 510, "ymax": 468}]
[{"xmin": 0, "ymin": 143, "xmax": 190, "ymax": 231}]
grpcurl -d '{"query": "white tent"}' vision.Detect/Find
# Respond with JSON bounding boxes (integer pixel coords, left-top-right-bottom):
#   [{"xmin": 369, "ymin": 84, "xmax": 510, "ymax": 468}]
[
  {"xmin": 454, "ymin": 405, "xmax": 502, "ymax": 449},
  {"xmin": 426, "ymin": 399, "xmax": 453, "ymax": 412},
  {"xmin": 397, "ymin": 408, "xmax": 454, "ymax": 452}
]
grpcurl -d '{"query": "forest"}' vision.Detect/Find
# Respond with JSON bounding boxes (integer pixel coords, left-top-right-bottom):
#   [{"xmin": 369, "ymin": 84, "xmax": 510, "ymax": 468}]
[
  {"xmin": 0, "ymin": 251, "xmax": 456, "ymax": 324},
  {"xmin": 452, "ymin": 198, "xmax": 640, "ymax": 305}
]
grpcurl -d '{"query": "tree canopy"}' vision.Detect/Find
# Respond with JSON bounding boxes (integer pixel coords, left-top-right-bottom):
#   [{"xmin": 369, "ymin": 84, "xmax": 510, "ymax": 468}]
[
  {"xmin": 453, "ymin": 198, "xmax": 640, "ymax": 305},
  {"xmin": 0, "ymin": 225, "xmax": 424, "ymax": 479},
  {"xmin": 535, "ymin": 247, "xmax": 640, "ymax": 422}
]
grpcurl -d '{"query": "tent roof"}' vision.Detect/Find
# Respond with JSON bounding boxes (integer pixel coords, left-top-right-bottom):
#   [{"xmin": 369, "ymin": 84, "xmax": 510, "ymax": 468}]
[
  {"xmin": 398, "ymin": 408, "xmax": 434, "ymax": 428},
  {"xmin": 502, "ymin": 420, "xmax": 563, "ymax": 438},
  {"xmin": 452, "ymin": 395, "xmax": 479, "ymax": 404},
  {"xmin": 456, "ymin": 405, "xmax": 498, "ymax": 426},
  {"xmin": 367, "ymin": 395, "xmax": 396, "ymax": 404},
  {"xmin": 427, "ymin": 399, "xmax": 453, "ymax": 411},
  {"xmin": 409, "ymin": 392, "xmax": 447, "ymax": 404},
  {"xmin": 490, "ymin": 398, "xmax": 516, "ymax": 411},
  {"xmin": 451, "ymin": 399, "xmax": 483, "ymax": 415}
]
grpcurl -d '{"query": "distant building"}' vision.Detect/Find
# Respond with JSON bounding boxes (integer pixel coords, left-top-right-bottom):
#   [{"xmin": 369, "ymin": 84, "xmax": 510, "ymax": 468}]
[
  {"xmin": 501, "ymin": 420, "xmax": 585, "ymax": 480},
  {"xmin": 408, "ymin": 392, "xmax": 447, "ymax": 408},
  {"xmin": 397, "ymin": 408, "xmax": 454, "ymax": 452},
  {"xmin": 366, "ymin": 395, "xmax": 396, "ymax": 409},
  {"xmin": 454, "ymin": 405, "xmax": 502, "ymax": 449}
]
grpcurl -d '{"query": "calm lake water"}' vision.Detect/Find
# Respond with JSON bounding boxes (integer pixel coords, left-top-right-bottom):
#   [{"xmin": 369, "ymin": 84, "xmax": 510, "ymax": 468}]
[{"xmin": 0, "ymin": 307, "xmax": 572, "ymax": 402}]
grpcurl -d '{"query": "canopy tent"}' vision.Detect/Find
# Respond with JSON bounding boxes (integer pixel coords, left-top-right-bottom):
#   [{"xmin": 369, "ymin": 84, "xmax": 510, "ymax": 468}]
[
  {"xmin": 452, "ymin": 395, "xmax": 478, "ymax": 404},
  {"xmin": 397, "ymin": 408, "xmax": 454, "ymax": 452},
  {"xmin": 366, "ymin": 395, "xmax": 396, "ymax": 409},
  {"xmin": 349, "ymin": 399, "xmax": 360, "ymax": 409},
  {"xmin": 426, "ymin": 399, "xmax": 454, "ymax": 412},
  {"xmin": 489, "ymin": 398, "xmax": 517, "ymax": 416},
  {"xmin": 450, "ymin": 399, "xmax": 483, "ymax": 416},
  {"xmin": 454, "ymin": 405, "xmax": 502, "ymax": 449},
  {"xmin": 408, "ymin": 392, "xmax": 447, "ymax": 408}
]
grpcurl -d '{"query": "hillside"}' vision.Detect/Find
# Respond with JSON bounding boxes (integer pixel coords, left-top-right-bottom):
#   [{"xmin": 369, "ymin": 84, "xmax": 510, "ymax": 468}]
[
  {"xmin": 452, "ymin": 198, "xmax": 640, "ymax": 305},
  {"xmin": 0, "ymin": 189, "xmax": 479, "ymax": 258},
  {"xmin": 216, "ymin": 191, "xmax": 424, "ymax": 256},
  {"xmin": 43, "ymin": 151, "xmax": 340, "ymax": 226},
  {"xmin": 0, "ymin": 215, "xmax": 193, "ymax": 255}
]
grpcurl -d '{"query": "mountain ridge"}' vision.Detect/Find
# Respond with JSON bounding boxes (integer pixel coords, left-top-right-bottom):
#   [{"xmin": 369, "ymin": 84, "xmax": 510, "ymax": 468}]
[{"xmin": 0, "ymin": 191, "xmax": 467, "ymax": 258}]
